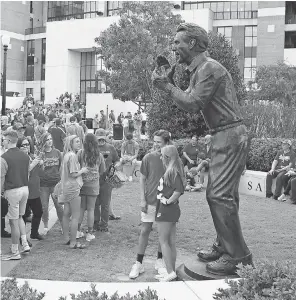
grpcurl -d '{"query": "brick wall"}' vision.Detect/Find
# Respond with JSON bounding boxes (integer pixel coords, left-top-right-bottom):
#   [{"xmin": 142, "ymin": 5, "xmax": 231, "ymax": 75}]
[
  {"xmin": 0, "ymin": 1, "xmax": 31, "ymax": 35},
  {"xmin": 257, "ymin": 15, "xmax": 285, "ymax": 66}
]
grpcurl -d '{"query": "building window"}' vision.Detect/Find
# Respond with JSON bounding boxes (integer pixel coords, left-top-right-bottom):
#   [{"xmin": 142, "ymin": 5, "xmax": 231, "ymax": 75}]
[
  {"xmin": 217, "ymin": 26, "xmax": 232, "ymax": 44},
  {"xmin": 183, "ymin": 1, "xmax": 258, "ymax": 20},
  {"xmin": 285, "ymin": 31, "xmax": 296, "ymax": 48},
  {"xmin": 41, "ymin": 38, "xmax": 46, "ymax": 80},
  {"xmin": 47, "ymin": 1, "xmax": 105, "ymax": 22},
  {"xmin": 107, "ymin": 1, "xmax": 123, "ymax": 16},
  {"xmin": 80, "ymin": 51, "xmax": 107, "ymax": 103},
  {"xmin": 244, "ymin": 26, "xmax": 257, "ymax": 81},
  {"xmin": 27, "ymin": 40, "xmax": 35, "ymax": 81},
  {"xmin": 41, "ymin": 88, "xmax": 45, "ymax": 101},
  {"xmin": 26, "ymin": 88, "xmax": 34, "ymax": 96}
]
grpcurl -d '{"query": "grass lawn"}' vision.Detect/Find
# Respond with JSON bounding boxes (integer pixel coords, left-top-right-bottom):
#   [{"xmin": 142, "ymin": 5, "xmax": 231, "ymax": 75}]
[{"xmin": 6, "ymin": 181, "xmax": 296, "ymax": 282}]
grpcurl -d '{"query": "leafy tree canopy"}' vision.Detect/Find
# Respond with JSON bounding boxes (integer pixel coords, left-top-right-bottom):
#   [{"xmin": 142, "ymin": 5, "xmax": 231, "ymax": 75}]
[
  {"xmin": 253, "ymin": 62, "xmax": 296, "ymax": 107},
  {"xmin": 95, "ymin": 1, "xmax": 183, "ymax": 102}
]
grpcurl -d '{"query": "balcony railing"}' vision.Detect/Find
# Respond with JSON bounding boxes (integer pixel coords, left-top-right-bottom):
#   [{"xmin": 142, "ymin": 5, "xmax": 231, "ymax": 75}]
[
  {"xmin": 286, "ymin": 14, "xmax": 296, "ymax": 24},
  {"xmin": 25, "ymin": 26, "xmax": 46, "ymax": 35}
]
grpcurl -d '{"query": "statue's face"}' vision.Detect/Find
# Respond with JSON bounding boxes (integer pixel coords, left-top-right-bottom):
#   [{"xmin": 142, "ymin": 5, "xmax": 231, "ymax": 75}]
[{"xmin": 172, "ymin": 31, "xmax": 191, "ymax": 64}]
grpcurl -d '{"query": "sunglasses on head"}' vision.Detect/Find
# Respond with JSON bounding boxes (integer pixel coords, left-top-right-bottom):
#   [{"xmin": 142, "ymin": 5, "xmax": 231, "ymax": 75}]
[{"xmin": 21, "ymin": 143, "xmax": 30, "ymax": 147}]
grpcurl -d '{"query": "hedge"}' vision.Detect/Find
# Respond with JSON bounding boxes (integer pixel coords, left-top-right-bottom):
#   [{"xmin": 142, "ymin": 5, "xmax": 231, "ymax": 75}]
[
  {"xmin": 1, "ymin": 278, "xmax": 163, "ymax": 300},
  {"xmin": 112, "ymin": 138, "xmax": 296, "ymax": 172},
  {"xmin": 214, "ymin": 260, "xmax": 296, "ymax": 300}
]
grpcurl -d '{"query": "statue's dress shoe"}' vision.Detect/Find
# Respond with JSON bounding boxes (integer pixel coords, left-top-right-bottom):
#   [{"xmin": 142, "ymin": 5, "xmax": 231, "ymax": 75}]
[
  {"xmin": 206, "ymin": 253, "xmax": 253, "ymax": 276},
  {"xmin": 197, "ymin": 248, "xmax": 222, "ymax": 262}
]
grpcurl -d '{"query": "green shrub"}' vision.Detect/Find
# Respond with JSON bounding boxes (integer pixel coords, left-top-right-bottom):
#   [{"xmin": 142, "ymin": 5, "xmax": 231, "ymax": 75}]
[
  {"xmin": 241, "ymin": 102, "xmax": 296, "ymax": 139},
  {"xmin": 247, "ymin": 138, "xmax": 296, "ymax": 172},
  {"xmin": 0, "ymin": 279, "xmax": 162, "ymax": 300},
  {"xmin": 213, "ymin": 261, "xmax": 296, "ymax": 300},
  {"xmin": 59, "ymin": 285, "xmax": 163, "ymax": 300},
  {"xmin": 1, "ymin": 278, "xmax": 45, "ymax": 300}
]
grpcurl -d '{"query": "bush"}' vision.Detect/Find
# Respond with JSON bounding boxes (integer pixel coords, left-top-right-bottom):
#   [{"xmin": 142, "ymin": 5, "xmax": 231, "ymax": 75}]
[
  {"xmin": 0, "ymin": 279, "xmax": 162, "ymax": 300},
  {"xmin": 1, "ymin": 278, "xmax": 45, "ymax": 300},
  {"xmin": 59, "ymin": 285, "xmax": 163, "ymax": 300},
  {"xmin": 213, "ymin": 260, "xmax": 296, "ymax": 300},
  {"xmin": 241, "ymin": 102, "xmax": 296, "ymax": 139},
  {"xmin": 247, "ymin": 138, "xmax": 296, "ymax": 172}
]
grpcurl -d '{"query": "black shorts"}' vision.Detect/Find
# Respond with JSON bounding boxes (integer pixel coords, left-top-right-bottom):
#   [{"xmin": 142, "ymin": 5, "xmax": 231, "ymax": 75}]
[{"xmin": 155, "ymin": 201, "xmax": 180, "ymax": 223}]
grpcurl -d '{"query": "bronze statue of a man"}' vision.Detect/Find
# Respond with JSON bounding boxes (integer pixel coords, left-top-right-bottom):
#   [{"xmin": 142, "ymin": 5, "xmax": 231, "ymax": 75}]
[{"xmin": 152, "ymin": 23, "xmax": 253, "ymax": 276}]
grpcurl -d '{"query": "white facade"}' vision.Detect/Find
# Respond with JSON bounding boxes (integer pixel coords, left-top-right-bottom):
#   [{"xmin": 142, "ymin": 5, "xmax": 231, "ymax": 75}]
[
  {"xmin": 45, "ymin": 9, "xmax": 213, "ymax": 104},
  {"xmin": 45, "ymin": 16, "xmax": 118, "ymax": 104},
  {"xmin": 284, "ymin": 49, "xmax": 296, "ymax": 66}
]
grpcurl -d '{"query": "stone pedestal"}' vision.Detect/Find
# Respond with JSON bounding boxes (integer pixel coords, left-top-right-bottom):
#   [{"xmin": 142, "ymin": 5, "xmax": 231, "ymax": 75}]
[{"xmin": 176, "ymin": 260, "xmax": 239, "ymax": 281}]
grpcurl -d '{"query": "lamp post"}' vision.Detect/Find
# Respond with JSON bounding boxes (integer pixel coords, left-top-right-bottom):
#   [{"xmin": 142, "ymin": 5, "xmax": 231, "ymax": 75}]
[{"xmin": 1, "ymin": 35, "xmax": 10, "ymax": 116}]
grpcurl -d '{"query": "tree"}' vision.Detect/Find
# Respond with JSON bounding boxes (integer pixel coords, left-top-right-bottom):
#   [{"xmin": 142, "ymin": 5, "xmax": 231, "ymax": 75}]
[
  {"xmin": 253, "ymin": 62, "xmax": 296, "ymax": 107},
  {"xmin": 148, "ymin": 31, "xmax": 246, "ymax": 138},
  {"xmin": 95, "ymin": 1, "xmax": 183, "ymax": 103}
]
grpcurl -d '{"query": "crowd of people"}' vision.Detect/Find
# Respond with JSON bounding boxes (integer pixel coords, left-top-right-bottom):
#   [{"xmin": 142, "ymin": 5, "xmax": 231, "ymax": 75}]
[
  {"xmin": 92, "ymin": 109, "xmax": 147, "ymax": 139},
  {"xmin": 0, "ymin": 98, "xmax": 188, "ymax": 282}
]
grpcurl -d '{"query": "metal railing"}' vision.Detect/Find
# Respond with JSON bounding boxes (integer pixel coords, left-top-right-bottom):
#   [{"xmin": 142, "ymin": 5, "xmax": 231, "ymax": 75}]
[
  {"xmin": 25, "ymin": 26, "xmax": 46, "ymax": 35},
  {"xmin": 286, "ymin": 14, "xmax": 296, "ymax": 24}
]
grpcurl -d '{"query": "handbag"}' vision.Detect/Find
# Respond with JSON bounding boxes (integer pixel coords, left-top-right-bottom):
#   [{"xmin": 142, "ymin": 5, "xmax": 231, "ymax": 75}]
[
  {"xmin": 105, "ymin": 164, "xmax": 128, "ymax": 189},
  {"xmin": 53, "ymin": 181, "xmax": 65, "ymax": 205}
]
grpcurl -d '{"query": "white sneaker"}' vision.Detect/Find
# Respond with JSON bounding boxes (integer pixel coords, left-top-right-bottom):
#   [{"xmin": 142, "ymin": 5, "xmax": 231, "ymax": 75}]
[
  {"xmin": 1, "ymin": 251, "xmax": 21, "ymax": 261},
  {"xmin": 86, "ymin": 233, "xmax": 95, "ymax": 242},
  {"xmin": 278, "ymin": 194, "xmax": 287, "ymax": 202},
  {"xmin": 21, "ymin": 243, "xmax": 31, "ymax": 253},
  {"xmin": 157, "ymin": 267, "xmax": 168, "ymax": 275},
  {"xmin": 154, "ymin": 268, "xmax": 168, "ymax": 280},
  {"xmin": 129, "ymin": 261, "xmax": 145, "ymax": 279},
  {"xmin": 129, "ymin": 176, "xmax": 133, "ymax": 182},
  {"xmin": 43, "ymin": 228, "xmax": 49, "ymax": 235},
  {"xmin": 155, "ymin": 258, "xmax": 165, "ymax": 270},
  {"xmin": 76, "ymin": 231, "xmax": 85, "ymax": 239},
  {"xmin": 158, "ymin": 271, "xmax": 177, "ymax": 282}
]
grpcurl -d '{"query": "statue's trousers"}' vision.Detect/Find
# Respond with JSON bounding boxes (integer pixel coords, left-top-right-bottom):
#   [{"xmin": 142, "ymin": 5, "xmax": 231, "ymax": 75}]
[{"xmin": 206, "ymin": 124, "xmax": 251, "ymax": 259}]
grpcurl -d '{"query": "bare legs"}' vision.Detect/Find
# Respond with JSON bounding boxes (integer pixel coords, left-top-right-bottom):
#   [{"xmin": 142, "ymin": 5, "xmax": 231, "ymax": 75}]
[
  {"xmin": 63, "ymin": 196, "xmax": 81, "ymax": 246},
  {"xmin": 79, "ymin": 195, "xmax": 96, "ymax": 232},
  {"xmin": 157, "ymin": 222, "xmax": 176, "ymax": 273}
]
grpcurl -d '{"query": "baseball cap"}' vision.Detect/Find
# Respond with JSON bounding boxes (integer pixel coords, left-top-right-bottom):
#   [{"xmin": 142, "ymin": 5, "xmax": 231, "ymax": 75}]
[
  {"xmin": 282, "ymin": 139, "xmax": 292, "ymax": 146},
  {"xmin": 12, "ymin": 122, "xmax": 25, "ymax": 131},
  {"xmin": 95, "ymin": 128, "xmax": 107, "ymax": 140}
]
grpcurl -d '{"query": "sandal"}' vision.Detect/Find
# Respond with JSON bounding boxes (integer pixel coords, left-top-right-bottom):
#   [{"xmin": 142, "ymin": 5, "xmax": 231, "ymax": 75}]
[{"xmin": 70, "ymin": 242, "xmax": 86, "ymax": 249}]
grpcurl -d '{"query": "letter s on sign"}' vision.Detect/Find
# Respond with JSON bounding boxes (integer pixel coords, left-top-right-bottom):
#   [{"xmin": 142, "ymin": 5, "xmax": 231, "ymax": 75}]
[{"xmin": 248, "ymin": 181, "xmax": 252, "ymax": 190}]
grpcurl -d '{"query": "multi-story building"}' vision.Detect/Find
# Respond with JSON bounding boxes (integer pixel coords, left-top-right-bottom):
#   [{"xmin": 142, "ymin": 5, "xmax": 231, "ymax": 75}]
[{"xmin": 1, "ymin": 1, "xmax": 296, "ymax": 104}]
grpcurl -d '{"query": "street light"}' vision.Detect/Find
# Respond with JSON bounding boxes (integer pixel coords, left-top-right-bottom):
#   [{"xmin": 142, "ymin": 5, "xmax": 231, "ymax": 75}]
[{"xmin": 1, "ymin": 35, "xmax": 10, "ymax": 116}]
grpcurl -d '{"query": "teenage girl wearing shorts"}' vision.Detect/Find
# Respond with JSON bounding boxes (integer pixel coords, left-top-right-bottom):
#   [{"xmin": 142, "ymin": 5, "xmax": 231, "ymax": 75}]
[{"xmin": 155, "ymin": 145, "xmax": 186, "ymax": 282}]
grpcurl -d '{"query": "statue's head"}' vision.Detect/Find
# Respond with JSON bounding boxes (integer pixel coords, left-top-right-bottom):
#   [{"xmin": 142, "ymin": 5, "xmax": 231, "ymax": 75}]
[{"xmin": 173, "ymin": 23, "xmax": 208, "ymax": 65}]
